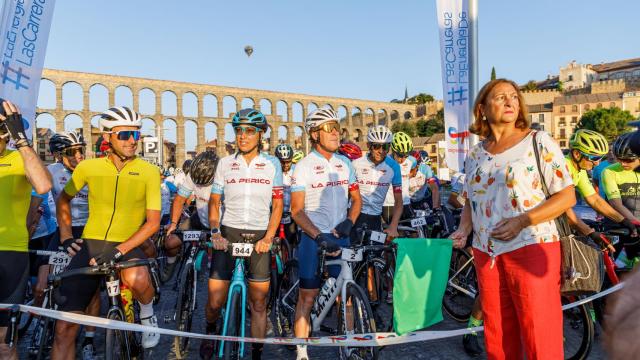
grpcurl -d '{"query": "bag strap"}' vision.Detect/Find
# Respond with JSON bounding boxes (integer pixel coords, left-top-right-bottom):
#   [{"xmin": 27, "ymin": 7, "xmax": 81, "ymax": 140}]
[{"xmin": 531, "ymin": 131, "xmax": 572, "ymax": 237}]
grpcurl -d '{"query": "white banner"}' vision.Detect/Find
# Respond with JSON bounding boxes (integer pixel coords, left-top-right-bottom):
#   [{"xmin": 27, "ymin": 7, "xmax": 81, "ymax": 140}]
[
  {"xmin": 0, "ymin": 0, "xmax": 56, "ymax": 141},
  {"xmin": 436, "ymin": 0, "xmax": 472, "ymax": 173}
]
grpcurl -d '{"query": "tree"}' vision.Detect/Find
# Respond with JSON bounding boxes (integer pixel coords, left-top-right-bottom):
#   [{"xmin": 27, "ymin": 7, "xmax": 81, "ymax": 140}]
[
  {"xmin": 575, "ymin": 107, "xmax": 634, "ymax": 142},
  {"xmin": 523, "ymin": 80, "xmax": 538, "ymax": 91},
  {"xmin": 406, "ymin": 93, "xmax": 435, "ymax": 105},
  {"xmin": 490, "ymin": 67, "xmax": 496, "ymax": 81},
  {"xmin": 391, "ymin": 121, "xmax": 417, "ymax": 137},
  {"xmin": 557, "ymin": 80, "xmax": 564, "ymax": 92}
]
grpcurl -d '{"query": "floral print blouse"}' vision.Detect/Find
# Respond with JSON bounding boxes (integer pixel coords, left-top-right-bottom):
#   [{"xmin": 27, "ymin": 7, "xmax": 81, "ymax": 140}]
[{"xmin": 463, "ymin": 131, "xmax": 573, "ymax": 257}]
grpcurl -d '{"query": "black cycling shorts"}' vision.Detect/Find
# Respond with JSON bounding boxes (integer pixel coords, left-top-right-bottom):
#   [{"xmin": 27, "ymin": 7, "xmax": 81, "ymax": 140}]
[
  {"xmin": 350, "ymin": 213, "xmax": 383, "ymax": 245},
  {"xmin": 381, "ymin": 204, "xmax": 413, "ymax": 225},
  {"xmin": 56, "ymin": 239, "xmax": 146, "ymax": 312},
  {"xmin": 209, "ymin": 226, "xmax": 270, "ymax": 282},
  {"xmin": 0, "ymin": 251, "xmax": 29, "ymax": 326}
]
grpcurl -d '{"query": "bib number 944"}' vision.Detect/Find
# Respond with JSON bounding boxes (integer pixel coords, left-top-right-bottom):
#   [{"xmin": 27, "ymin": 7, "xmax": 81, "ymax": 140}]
[{"xmin": 231, "ymin": 243, "xmax": 254, "ymax": 257}]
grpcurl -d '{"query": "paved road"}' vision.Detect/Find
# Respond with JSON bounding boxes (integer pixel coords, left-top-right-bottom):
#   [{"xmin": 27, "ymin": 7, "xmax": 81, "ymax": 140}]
[{"xmin": 18, "ymin": 263, "xmax": 608, "ymax": 359}]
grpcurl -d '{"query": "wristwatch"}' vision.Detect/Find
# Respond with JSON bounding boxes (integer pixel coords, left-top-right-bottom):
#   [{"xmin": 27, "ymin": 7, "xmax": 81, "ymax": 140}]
[{"xmin": 210, "ymin": 227, "xmax": 220, "ymax": 236}]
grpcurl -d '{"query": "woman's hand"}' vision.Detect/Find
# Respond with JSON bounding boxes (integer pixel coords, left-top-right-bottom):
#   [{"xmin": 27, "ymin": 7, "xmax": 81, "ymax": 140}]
[
  {"xmin": 490, "ymin": 215, "xmax": 528, "ymax": 241},
  {"xmin": 450, "ymin": 227, "xmax": 471, "ymax": 249}
]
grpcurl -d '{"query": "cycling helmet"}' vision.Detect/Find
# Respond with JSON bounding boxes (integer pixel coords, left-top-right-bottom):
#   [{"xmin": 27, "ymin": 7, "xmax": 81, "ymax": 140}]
[
  {"xmin": 367, "ymin": 125, "xmax": 393, "ymax": 144},
  {"xmin": 418, "ymin": 150, "xmax": 430, "ymax": 164},
  {"xmin": 292, "ymin": 150, "xmax": 304, "ymax": 164},
  {"xmin": 181, "ymin": 159, "xmax": 193, "ymax": 175},
  {"xmin": 569, "ymin": 129, "xmax": 608, "ymax": 156},
  {"xmin": 275, "ymin": 144, "xmax": 294, "ymax": 161},
  {"xmin": 232, "ymin": 108, "xmax": 267, "ymax": 130},
  {"xmin": 305, "ymin": 108, "xmax": 340, "ymax": 133},
  {"xmin": 189, "ymin": 150, "xmax": 218, "ymax": 186},
  {"xmin": 99, "ymin": 106, "xmax": 142, "ymax": 131},
  {"xmin": 338, "ymin": 141, "xmax": 362, "ymax": 160},
  {"xmin": 612, "ymin": 132, "xmax": 638, "ymax": 159},
  {"xmin": 49, "ymin": 130, "xmax": 85, "ymax": 154},
  {"xmin": 391, "ymin": 132, "xmax": 413, "ymax": 154}
]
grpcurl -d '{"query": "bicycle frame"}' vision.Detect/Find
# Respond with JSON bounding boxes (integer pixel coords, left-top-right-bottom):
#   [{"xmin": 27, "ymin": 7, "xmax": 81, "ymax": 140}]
[
  {"xmin": 218, "ymin": 258, "xmax": 248, "ymax": 358},
  {"xmin": 447, "ymin": 253, "xmax": 477, "ymax": 299},
  {"xmin": 311, "ymin": 258, "xmax": 356, "ymax": 332}
]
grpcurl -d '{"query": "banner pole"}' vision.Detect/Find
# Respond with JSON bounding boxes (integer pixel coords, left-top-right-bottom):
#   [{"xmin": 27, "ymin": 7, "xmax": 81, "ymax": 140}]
[{"xmin": 469, "ymin": 0, "xmax": 479, "ymax": 146}]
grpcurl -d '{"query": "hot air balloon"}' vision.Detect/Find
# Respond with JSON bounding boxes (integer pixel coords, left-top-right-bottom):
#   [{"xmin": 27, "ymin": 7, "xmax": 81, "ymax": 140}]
[{"xmin": 244, "ymin": 45, "xmax": 253, "ymax": 57}]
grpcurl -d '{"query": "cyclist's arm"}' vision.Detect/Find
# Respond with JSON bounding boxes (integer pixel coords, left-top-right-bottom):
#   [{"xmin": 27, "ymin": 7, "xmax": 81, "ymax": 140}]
[
  {"xmin": 565, "ymin": 208, "xmax": 596, "ymax": 236},
  {"xmin": 429, "ymin": 181, "xmax": 441, "ymax": 209},
  {"xmin": 608, "ymin": 198, "xmax": 638, "ymax": 222},
  {"xmin": 448, "ymin": 192, "xmax": 464, "ymax": 209},
  {"xmin": 583, "ymin": 193, "xmax": 624, "ymax": 223},
  {"xmin": 19, "ymin": 146, "xmax": 52, "ymax": 194},
  {"xmin": 27, "ymin": 196, "xmax": 43, "ymax": 238},
  {"xmin": 291, "ymin": 191, "xmax": 321, "ymax": 239},
  {"xmin": 265, "ymin": 197, "xmax": 283, "ymax": 240},
  {"xmin": 117, "ymin": 209, "xmax": 161, "ymax": 255},
  {"xmin": 56, "ymin": 191, "xmax": 74, "ymax": 241},
  {"xmin": 347, "ymin": 187, "xmax": 362, "ymax": 224},
  {"xmin": 208, "ymin": 193, "xmax": 222, "ymax": 230},
  {"xmin": 168, "ymin": 194, "xmax": 187, "ymax": 226},
  {"xmin": 389, "ymin": 191, "xmax": 403, "ymax": 231}
]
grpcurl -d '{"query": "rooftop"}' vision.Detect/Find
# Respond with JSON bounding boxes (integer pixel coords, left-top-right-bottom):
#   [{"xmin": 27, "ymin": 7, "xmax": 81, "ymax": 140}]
[
  {"xmin": 592, "ymin": 58, "xmax": 640, "ymax": 73},
  {"xmin": 554, "ymin": 92, "xmax": 622, "ymax": 106}
]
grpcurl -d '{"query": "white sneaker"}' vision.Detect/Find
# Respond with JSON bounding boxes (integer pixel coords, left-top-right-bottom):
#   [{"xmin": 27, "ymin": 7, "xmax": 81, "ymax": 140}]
[
  {"xmin": 141, "ymin": 315, "xmax": 160, "ymax": 348},
  {"xmin": 296, "ymin": 345, "xmax": 309, "ymax": 360}
]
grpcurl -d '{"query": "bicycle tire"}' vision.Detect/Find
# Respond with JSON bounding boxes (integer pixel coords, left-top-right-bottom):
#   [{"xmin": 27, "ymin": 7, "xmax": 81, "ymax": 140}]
[
  {"xmin": 274, "ymin": 259, "xmax": 299, "ymax": 340},
  {"xmin": 563, "ymin": 296, "xmax": 593, "ymax": 360},
  {"xmin": 355, "ymin": 257, "xmax": 394, "ymax": 332},
  {"xmin": 223, "ymin": 290, "xmax": 243, "ymax": 360},
  {"xmin": 442, "ymin": 249, "xmax": 477, "ymax": 322},
  {"xmin": 106, "ymin": 310, "xmax": 132, "ymax": 360},
  {"xmin": 18, "ymin": 296, "xmax": 34, "ymax": 338},
  {"xmin": 173, "ymin": 266, "xmax": 195, "ymax": 359},
  {"xmin": 337, "ymin": 282, "xmax": 378, "ymax": 360}
]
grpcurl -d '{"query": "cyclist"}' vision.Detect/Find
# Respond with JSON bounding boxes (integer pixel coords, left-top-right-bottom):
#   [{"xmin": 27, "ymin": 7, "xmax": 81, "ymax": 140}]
[
  {"xmin": 203, "ymin": 109, "xmax": 283, "ymax": 360},
  {"xmin": 290, "ymin": 108, "xmax": 362, "ymax": 360},
  {"xmin": 292, "ymin": 149, "xmax": 304, "ymax": 164},
  {"xmin": 351, "ymin": 125, "xmax": 402, "ymax": 241},
  {"xmin": 0, "ymin": 100, "xmax": 52, "ymax": 359},
  {"xmin": 338, "ymin": 140, "xmax": 363, "ymax": 160},
  {"xmin": 448, "ymin": 171, "xmax": 466, "ymax": 210},
  {"xmin": 408, "ymin": 150, "xmax": 441, "ymax": 210},
  {"xmin": 601, "ymin": 132, "xmax": 640, "ymax": 263},
  {"xmin": 52, "ymin": 107, "xmax": 162, "ymax": 359},
  {"xmin": 382, "ymin": 132, "xmax": 418, "ymax": 223},
  {"xmin": 162, "ymin": 150, "xmax": 217, "ymax": 282},
  {"xmin": 275, "ymin": 143, "xmax": 299, "ymax": 246},
  {"xmin": 563, "ymin": 129, "xmax": 640, "ymax": 249}
]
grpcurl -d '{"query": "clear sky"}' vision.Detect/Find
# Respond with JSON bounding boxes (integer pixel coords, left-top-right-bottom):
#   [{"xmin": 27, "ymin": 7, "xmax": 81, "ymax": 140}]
[{"xmin": 33, "ymin": 0, "xmax": 638, "ymax": 147}]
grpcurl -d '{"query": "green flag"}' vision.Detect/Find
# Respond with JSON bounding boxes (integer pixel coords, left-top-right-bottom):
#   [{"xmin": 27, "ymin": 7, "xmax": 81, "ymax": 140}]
[{"xmin": 392, "ymin": 238, "xmax": 453, "ymax": 335}]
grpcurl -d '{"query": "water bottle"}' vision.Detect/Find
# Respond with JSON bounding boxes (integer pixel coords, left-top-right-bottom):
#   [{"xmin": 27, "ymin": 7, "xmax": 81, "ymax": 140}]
[{"xmin": 120, "ymin": 283, "xmax": 135, "ymax": 323}]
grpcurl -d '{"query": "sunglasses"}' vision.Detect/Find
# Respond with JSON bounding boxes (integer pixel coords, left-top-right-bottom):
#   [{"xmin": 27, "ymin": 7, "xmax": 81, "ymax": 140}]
[
  {"xmin": 618, "ymin": 157, "xmax": 638, "ymax": 163},
  {"xmin": 369, "ymin": 143, "xmax": 391, "ymax": 151},
  {"xmin": 394, "ymin": 151, "xmax": 410, "ymax": 158},
  {"xmin": 314, "ymin": 121, "xmax": 340, "ymax": 134},
  {"xmin": 63, "ymin": 147, "xmax": 85, "ymax": 157},
  {"xmin": 580, "ymin": 152, "xmax": 604, "ymax": 162},
  {"xmin": 233, "ymin": 126, "xmax": 261, "ymax": 136},
  {"xmin": 111, "ymin": 130, "xmax": 141, "ymax": 141}
]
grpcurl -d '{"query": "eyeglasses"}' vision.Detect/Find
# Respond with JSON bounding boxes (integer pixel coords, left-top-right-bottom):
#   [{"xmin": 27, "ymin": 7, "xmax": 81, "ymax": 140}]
[
  {"xmin": 233, "ymin": 126, "xmax": 261, "ymax": 136},
  {"xmin": 394, "ymin": 152, "xmax": 410, "ymax": 158},
  {"xmin": 63, "ymin": 147, "xmax": 85, "ymax": 157},
  {"xmin": 580, "ymin": 152, "xmax": 604, "ymax": 162},
  {"xmin": 618, "ymin": 157, "xmax": 638, "ymax": 163},
  {"xmin": 111, "ymin": 130, "xmax": 141, "ymax": 141},
  {"xmin": 314, "ymin": 121, "xmax": 340, "ymax": 134},
  {"xmin": 369, "ymin": 143, "xmax": 391, "ymax": 151}
]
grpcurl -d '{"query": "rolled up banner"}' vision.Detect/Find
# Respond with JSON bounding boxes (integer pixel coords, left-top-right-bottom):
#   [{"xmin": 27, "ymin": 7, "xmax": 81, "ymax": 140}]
[
  {"xmin": 0, "ymin": 0, "xmax": 57, "ymax": 141},
  {"xmin": 436, "ymin": 0, "xmax": 472, "ymax": 173}
]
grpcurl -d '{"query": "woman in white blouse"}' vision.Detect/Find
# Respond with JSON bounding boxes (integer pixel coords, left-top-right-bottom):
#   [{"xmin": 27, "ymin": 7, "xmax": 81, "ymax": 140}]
[{"xmin": 450, "ymin": 79, "xmax": 576, "ymax": 360}]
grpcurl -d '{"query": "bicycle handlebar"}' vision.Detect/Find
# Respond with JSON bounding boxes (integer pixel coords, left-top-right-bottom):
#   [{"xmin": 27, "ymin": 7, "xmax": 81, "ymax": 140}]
[{"xmin": 49, "ymin": 258, "xmax": 157, "ymax": 286}]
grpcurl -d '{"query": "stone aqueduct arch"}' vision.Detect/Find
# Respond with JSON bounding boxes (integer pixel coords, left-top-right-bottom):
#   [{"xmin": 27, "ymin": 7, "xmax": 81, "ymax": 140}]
[{"xmin": 37, "ymin": 69, "xmax": 426, "ymax": 166}]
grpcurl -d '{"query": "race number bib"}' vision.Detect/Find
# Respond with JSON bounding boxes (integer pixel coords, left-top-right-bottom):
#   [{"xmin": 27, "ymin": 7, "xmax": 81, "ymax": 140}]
[
  {"xmin": 182, "ymin": 231, "xmax": 201, "ymax": 242},
  {"xmin": 341, "ymin": 248, "xmax": 363, "ymax": 262},
  {"xmin": 370, "ymin": 231, "xmax": 387, "ymax": 244},
  {"xmin": 411, "ymin": 217, "xmax": 427, "ymax": 228},
  {"xmin": 106, "ymin": 280, "xmax": 120, "ymax": 296},
  {"xmin": 281, "ymin": 214, "xmax": 292, "ymax": 224},
  {"xmin": 232, "ymin": 243, "xmax": 254, "ymax": 257},
  {"xmin": 49, "ymin": 252, "xmax": 71, "ymax": 274}
]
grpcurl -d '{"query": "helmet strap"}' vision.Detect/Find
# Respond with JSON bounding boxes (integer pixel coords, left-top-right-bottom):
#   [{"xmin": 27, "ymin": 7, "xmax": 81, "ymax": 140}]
[{"xmin": 108, "ymin": 141, "xmax": 135, "ymax": 163}]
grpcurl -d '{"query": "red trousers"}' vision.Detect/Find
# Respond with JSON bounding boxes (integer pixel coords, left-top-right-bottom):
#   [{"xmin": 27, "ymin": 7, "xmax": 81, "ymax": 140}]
[{"xmin": 474, "ymin": 242, "xmax": 563, "ymax": 360}]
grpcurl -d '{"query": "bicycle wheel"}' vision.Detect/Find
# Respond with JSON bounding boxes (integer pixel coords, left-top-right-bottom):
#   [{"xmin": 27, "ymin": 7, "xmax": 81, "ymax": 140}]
[
  {"xmin": 337, "ymin": 282, "xmax": 378, "ymax": 360},
  {"xmin": 442, "ymin": 249, "xmax": 477, "ymax": 322},
  {"xmin": 223, "ymin": 290, "xmax": 243, "ymax": 360},
  {"xmin": 173, "ymin": 266, "xmax": 195, "ymax": 359},
  {"xmin": 563, "ymin": 297, "xmax": 593, "ymax": 360},
  {"xmin": 28, "ymin": 315, "xmax": 53, "ymax": 360},
  {"xmin": 105, "ymin": 310, "xmax": 132, "ymax": 360},
  {"xmin": 274, "ymin": 260, "xmax": 299, "ymax": 339}
]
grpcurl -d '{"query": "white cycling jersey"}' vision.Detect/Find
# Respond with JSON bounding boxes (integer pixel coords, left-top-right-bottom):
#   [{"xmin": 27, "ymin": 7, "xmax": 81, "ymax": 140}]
[
  {"xmin": 211, "ymin": 153, "xmax": 283, "ymax": 230},
  {"xmin": 161, "ymin": 181, "xmax": 171, "ymax": 217},
  {"xmin": 384, "ymin": 155, "xmax": 417, "ymax": 206},
  {"xmin": 352, "ymin": 154, "xmax": 402, "ymax": 216},
  {"xmin": 178, "ymin": 174, "xmax": 213, "ymax": 228},
  {"xmin": 283, "ymin": 166, "xmax": 295, "ymax": 213},
  {"xmin": 291, "ymin": 150, "xmax": 359, "ymax": 233},
  {"xmin": 48, "ymin": 162, "xmax": 88, "ymax": 227},
  {"xmin": 409, "ymin": 163, "xmax": 436, "ymax": 202}
]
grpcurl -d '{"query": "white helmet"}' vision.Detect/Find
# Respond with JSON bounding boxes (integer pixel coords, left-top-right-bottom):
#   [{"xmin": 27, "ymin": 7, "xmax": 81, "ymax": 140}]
[
  {"xmin": 305, "ymin": 108, "xmax": 340, "ymax": 133},
  {"xmin": 367, "ymin": 125, "xmax": 392, "ymax": 144},
  {"xmin": 100, "ymin": 106, "xmax": 142, "ymax": 131}
]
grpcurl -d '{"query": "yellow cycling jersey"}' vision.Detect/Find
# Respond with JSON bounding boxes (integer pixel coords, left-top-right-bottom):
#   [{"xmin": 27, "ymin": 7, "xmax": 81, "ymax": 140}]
[
  {"xmin": 64, "ymin": 157, "xmax": 161, "ymax": 243},
  {"xmin": 0, "ymin": 149, "xmax": 31, "ymax": 252},
  {"xmin": 565, "ymin": 155, "xmax": 596, "ymax": 198}
]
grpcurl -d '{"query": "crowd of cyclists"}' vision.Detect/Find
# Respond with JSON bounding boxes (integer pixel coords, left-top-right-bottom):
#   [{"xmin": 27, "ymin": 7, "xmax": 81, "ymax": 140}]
[{"xmin": 2, "ymin": 92, "xmax": 640, "ymax": 360}]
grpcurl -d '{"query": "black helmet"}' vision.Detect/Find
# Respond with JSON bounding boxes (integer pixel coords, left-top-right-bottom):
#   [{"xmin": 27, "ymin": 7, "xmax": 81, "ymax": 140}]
[
  {"xmin": 49, "ymin": 131, "xmax": 85, "ymax": 154},
  {"xmin": 274, "ymin": 144, "xmax": 293, "ymax": 161},
  {"xmin": 189, "ymin": 151, "xmax": 218, "ymax": 186},
  {"xmin": 613, "ymin": 132, "xmax": 638, "ymax": 160},
  {"xmin": 182, "ymin": 159, "xmax": 193, "ymax": 175}
]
